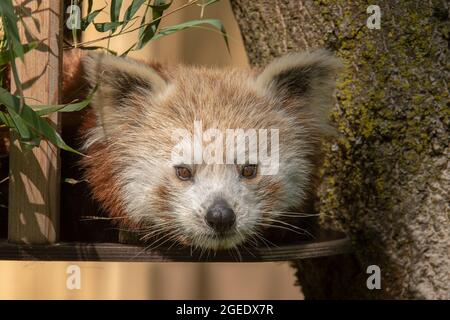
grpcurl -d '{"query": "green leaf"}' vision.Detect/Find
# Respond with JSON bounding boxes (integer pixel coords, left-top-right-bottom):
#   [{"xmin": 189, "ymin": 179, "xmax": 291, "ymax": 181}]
[
  {"xmin": 131, "ymin": 0, "xmax": 151, "ymax": 52},
  {"xmin": 8, "ymin": 107, "xmax": 35, "ymax": 141},
  {"xmin": 152, "ymin": 19, "xmax": 229, "ymax": 50},
  {"xmin": 0, "ymin": 0, "xmax": 26, "ymax": 110},
  {"xmin": 32, "ymin": 85, "xmax": 98, "ymax": 116},
  {"xmin": 87, "ymin": 0, "xmax": 94, "ymax": 14},
  {"xmin": 0, "ymin": 111, "xmax": 36, "ymax": 146},
  {"xmin": 0, "ymin": 0, "xmax": 24, "ymax": 60},
  {"xmin": 0, "ymin": 41, "xmax": 38, "ymax": 65},
  {"xmin": 135, "ymin": 23, "xmax": 156, "ymax": 50},
  {"xmin": 0, "ymin": 112, "xmax": 39, "ymax": 149},
  {"xmin": 110, "ymin": 0, "xmax": 123, "ymax": 32},
  {"xmin": 134, "ymin": 0, "xmax": 172, "ymax": 50},
  {"xmin": 81, "ymin": 8, "xmax": 103, "ymax": 31},
  {"xmin": 94, "ymin": 21, "xmax": 124, "ymax": 32},
  {"xmin": 0, "ymin": 88, "xmax": 82, "ymax": 154},
  {"xmin": 122, "ymin": 0, "xmax": 147, "ymax": 29},
  {"xmin": 0, "ymin": 111, "xmax": 14, "ymax": 127},
  {"xmin": 150, "ymin": 0, "xmax": 172, "ymax": 14}
]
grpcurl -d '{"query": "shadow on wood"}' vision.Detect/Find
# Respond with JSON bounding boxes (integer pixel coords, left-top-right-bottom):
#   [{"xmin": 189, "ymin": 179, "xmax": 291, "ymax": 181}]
[{"xmin": 0, "ymin": 229, "xmax": 352, "ymax": 262}]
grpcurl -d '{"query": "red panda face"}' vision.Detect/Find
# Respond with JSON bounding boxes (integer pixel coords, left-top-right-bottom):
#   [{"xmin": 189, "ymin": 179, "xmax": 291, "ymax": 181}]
[{"xmin": 81, "ymin": 51, "xmax": 341, "ymax": 250}]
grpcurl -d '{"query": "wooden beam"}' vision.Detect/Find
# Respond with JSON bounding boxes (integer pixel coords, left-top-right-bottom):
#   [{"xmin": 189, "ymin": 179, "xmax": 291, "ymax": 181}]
[
  {"xmin": 8, "ymin": 1, "xmax": 62, "ymax": 244},
  {"xmin": 0, "ymin": 237, "xmax": 353, "ymax": 262}
]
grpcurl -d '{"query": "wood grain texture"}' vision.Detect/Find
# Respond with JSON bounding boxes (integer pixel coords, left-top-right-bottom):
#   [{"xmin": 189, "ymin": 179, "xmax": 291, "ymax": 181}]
[
  {"xmin": 230, "ymin": 0, "xmax": 450, "ymax": 299},
  {"xmin": 8, "ymin": 1, "xmax": 62, "ymax": 244},
  {"xmin": 0, "ymin": 236, "xmax": 352, "ymax": 262},
  {"xmin": 230, "ymin": 0, "xmax": 325, "ymax": 68}
]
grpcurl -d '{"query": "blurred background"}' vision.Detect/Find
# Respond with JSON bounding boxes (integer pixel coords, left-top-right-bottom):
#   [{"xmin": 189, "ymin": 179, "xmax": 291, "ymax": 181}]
[{"xmin": 0, "ymin": 0, "xmax": 303, "ymax": 300}]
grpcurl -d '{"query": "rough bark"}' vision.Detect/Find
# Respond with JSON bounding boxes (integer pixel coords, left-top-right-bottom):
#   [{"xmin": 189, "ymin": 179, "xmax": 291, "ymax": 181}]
[{"xmin": 230, "ymin": 0, "xmax": 450, "ymax": 299}]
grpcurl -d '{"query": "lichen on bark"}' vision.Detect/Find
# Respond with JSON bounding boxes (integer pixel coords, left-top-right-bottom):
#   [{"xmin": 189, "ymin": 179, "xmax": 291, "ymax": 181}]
[{"xmin": 231, "ymin": 0, "xmax": 449, "ymax": 299}]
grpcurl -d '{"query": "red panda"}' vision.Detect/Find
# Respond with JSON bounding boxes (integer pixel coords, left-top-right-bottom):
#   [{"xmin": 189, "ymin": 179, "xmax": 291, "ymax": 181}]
[{"xmin": 63, "ymin": 49, "xmax": 341, "ymax": 250}]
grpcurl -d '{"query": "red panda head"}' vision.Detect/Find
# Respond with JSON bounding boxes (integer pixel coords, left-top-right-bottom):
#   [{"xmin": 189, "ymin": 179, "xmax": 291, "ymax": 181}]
[{"xmin": 81, "ymin": 50, "xmax": 341, "ymax": 250}]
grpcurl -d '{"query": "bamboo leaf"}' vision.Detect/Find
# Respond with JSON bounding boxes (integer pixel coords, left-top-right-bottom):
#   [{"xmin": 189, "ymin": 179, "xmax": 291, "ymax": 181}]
[
  {"xmin": 32, "ymin": 86, "xmax": 97, "ymax": 116},
  {"xmin": 0, "ymin": 41, "xmax": 38, "ymax": 65},
  {"xmin": 122, "ymin": 0, "xmax": 147, "ymax": 29},
  {"xmin": 152, "ymin": 19, "xmax": 229, "ymax": 51},
  {"xmin": 0, "ymin": 0, "xmax": 24, "ymax": 60},
  {"xmin": 0, "ymin": 111, "xmax": 14, "ymax": 127},
  {"xmin": 8, "ymin": 108, "xmax": 35, "ymax": 142},
  {"xmin": 0, "ymin": 0, "xmax": 27, "ymax": 111},
  {"xmin": 135, "ymin": 23, "xmax": 155, "ymax": 50},
  {"xmin": 150, "ymin": 0, "xmax": 172, "ymax": 14},
  {"xmin": 0, "ymin": 88, "xmax": 82, "ymax": 154},
  {"xmin": 87, "ymin": 0, "xmax": 94, "ymax": 14},
  {"xmin": 134, "ymin": 0, "xmax": 172, "ymax": 50},
  {"xmin": 0, "ymin": 110, "xmax": 36, "ymax": 145},
  {"xmin": 110, "ymin": 0, "xmax": 123, "ymax": 32},
  {"xmin": 81, "ymin": 8, "xmax": 103, "ymax": 31},
  {"xmin": 94, "ymin": 21, "xmax": 124, "ymax": 32}
]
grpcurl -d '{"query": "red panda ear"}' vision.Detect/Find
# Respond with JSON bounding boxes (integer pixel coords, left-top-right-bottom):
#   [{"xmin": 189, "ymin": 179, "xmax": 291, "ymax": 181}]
[
  {"xmin": 256, "ymin": 49, "xmax": 342, "ymax": 133},
  {"xmin": 83, "ymin": 52, "xmax": 167, "ymax": 100},
  {"xmin": 81, "ymin": 52, "xmax": 167, "ymax": 141}
]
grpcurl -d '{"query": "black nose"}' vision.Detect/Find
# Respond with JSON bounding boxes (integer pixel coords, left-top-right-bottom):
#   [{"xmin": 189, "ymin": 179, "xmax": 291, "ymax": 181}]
[{"xmin": 205, "ymin": 199, "xmax": 236, "ymax": 233}]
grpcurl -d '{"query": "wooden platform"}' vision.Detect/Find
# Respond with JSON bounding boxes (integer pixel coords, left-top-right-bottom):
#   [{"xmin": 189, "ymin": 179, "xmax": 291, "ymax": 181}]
[{"xmin": 0, "ymin": 235, "xmax": 352, "ymax": 262}]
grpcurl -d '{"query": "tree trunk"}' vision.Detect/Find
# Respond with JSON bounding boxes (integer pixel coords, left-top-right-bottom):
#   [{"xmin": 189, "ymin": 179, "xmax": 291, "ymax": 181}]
[{"xmin": 230, "ymin": 0, "xmax": 449, "ymax": 299}]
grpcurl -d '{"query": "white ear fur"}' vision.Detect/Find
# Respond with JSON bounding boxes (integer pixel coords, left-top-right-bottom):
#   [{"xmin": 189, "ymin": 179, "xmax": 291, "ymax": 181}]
[
  {"xmin": 256, "ymin": 49, "xmax": 342, "ymax": 132},
  {"xmin": 82, "ymin": 52, "xmax": 166, "ymax": 94},
  {"xmin": 81, "ymin": 53, "xmax": 167, "ymax": 146}
]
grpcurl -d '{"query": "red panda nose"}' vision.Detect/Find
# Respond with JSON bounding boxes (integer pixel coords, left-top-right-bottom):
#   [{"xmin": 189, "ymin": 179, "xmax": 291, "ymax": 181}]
[{"xmin": 205, "ymin": 199, "xmax": 236, "ymax": 233}]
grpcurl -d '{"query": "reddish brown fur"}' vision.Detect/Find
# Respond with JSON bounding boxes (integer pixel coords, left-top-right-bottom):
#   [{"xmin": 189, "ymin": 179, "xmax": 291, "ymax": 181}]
[
  {"xmin": 63, "ymin": 49, "xmax": 167, "ymax": 229},
  {"xmin": 80, "ymin": 142, "xmax": 127, "ymax": 219},
  {"xmin": 153, "ymin": 185, "xmax": 172, "ymax": 216},
  {"xmin": 62, "ymin": 49, "xmax": 339, "ymax": 248}
]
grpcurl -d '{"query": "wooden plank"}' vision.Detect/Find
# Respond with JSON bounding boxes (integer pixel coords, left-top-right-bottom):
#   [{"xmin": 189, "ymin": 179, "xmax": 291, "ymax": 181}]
[
  {"xmin": 8, "ymin": 1, "xmax": 62, "ymax": 244},
  {"xmin": 0, "ymin": 237, "xmax": 353, "ymax": 262}
]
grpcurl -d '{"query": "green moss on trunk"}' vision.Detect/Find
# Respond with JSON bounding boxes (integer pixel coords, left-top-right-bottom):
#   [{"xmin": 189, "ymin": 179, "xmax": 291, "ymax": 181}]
[{"xmin": 231, "ymin": 0, "xmax": 450, "ymax": 298}]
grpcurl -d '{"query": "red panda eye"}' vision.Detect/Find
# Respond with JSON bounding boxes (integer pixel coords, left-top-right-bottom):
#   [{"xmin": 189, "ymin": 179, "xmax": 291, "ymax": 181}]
[
  {"xmin": 241, "ymin": 165, "xmax": 257, "ymax": 179},
  {"xmin": 175, "ymin": 166, "xmax": 192, "ymax": 181}
]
